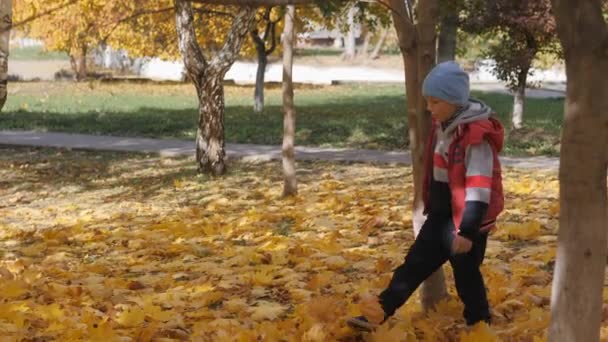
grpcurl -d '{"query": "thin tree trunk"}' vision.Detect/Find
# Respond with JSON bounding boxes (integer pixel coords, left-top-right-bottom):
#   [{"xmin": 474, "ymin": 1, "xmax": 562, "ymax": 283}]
[
  {"xmin": 511, "ymin": 67, "xmax": 528, "ymax": 130},
  {"xmin": 390, "ymin": 0, "xmax": 448, "ymax": 311},
  {"xmin": 252, "ymin": 31, "xmax": 268, "ymax": 113},
  {"xmin": 0, "ymin": 0, "xmax": 11, "ymax": 112},
  {"xmin": 437, "ymin": 13, "xmax": 457, "ymax": 63},
  {"xmin": 358, "ymin": 22, "xmax": 371, "ymax": 58},
  {"xmin": 548, "ymin": 0, "xmax": 608, "ymax": 340},
  {"xmin": 416, "ymin": 0, "xmax": 447, "ymax": 309},
  {"xmin": 76, "ymin": 45, "xmax": 87, "ymax": 81},
  {"xmin": 343, "ymin": 5, "xmax": 356, "ymax": 60},
  {"xmin": 370, "ymin": 26, "xmax": 389, "ymax": 60},
  {"xmin": 282, "ymin": 5, "xmax": 297, "ymax": 197},
  {"xmin": 175, "ymin": 0, "xmax": 255, "ymax": 175}
]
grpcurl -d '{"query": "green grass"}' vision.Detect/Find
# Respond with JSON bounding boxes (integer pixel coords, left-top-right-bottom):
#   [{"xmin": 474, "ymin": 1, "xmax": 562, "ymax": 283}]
[
  {"xmin": 295, "ymin": 48, "xmax": 344, "ymax": 57},
  {"xmin": 9, "ymin": 46, "xmax": 69, "ymax": 61},
  {"xmin": 0, "ymin": 82, "xmax": 564, "ymax": 156}
]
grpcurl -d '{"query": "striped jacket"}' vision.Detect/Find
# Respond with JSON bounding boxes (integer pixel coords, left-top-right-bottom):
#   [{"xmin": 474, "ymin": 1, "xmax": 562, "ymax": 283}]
[{"xmin": 422, "ymin": 101, "xmax": 504, "ymax": 235}]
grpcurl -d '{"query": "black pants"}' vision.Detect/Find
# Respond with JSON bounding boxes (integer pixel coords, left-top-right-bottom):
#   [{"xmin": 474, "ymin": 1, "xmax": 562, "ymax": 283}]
[{"xmin": 378, "ymin": 215, "xmax": 491, "ymax": 325}]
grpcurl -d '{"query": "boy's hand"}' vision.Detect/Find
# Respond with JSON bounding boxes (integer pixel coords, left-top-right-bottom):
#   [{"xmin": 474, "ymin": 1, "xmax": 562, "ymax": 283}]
[
  {"xmin": 452, "ymin": 234, "xmax": 473, "ymax": 254},
  {"xmin": 360, "ymin": 293, "xmax": 385, "ymax": 324}
]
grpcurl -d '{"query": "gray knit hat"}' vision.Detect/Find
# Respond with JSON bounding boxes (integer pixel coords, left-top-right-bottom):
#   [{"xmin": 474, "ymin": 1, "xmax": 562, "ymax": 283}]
[{"xmin": 422, "ymin": 61, "xmax": 470, "ymax": 106}]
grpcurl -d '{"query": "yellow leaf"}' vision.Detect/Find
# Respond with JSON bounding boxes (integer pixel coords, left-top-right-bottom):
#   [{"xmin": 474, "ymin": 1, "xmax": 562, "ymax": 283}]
[
  {"xmin": 302, "ymin": 323, "xmax": 326, "ymax": 342},
  {"xmin": 88, "ymin": 319, "xmax": 117, "ymax": 341},
  {"xmin": 143, "ymin": 301, "xmax": 174, "ymax": 322},
  {"xmin": 39, "ymin": 303, "xmax": 65, "ymax": 321},
  {"xmin": 499, "ymin": 221, "xmax": 542, "ymax": 240},
  {"xmin": 249, "ymin": 301, "xmax": 286, "ymax": 321},
  {"xmin": 116, "ymin": 306, "xmax": 145, "ymax": 327},
  {"xmin": 0, "ymin": 280, "xmax": 28, "ymax": 298},
  {"xmin": 459, "ymin": 322, "xmax": 500, "ymax": 342},
  {"xmin": 370, "ymin": 324, "xmax": 408, "ymax": 342},
  {"xmin": 306, "ymin": 296, "xmax": 343, "ymax": 324},
  {"xmin": 249, "ymin": 270, "xmax": 275, "ymax": 286}
]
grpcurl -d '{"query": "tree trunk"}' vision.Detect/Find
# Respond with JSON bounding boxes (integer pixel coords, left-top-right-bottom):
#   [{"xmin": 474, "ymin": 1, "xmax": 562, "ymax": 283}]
[
  {"xmin": 358, "ymin": 22, "xmax": 371, "ymax": 59},
  {"xmin": 175, "ymin": 0, "xmax": 255, "ymax": 175},
  {"xmin": 437, "ymin": 13, "xmax": 457, "ymax": 63},
  {"xmin": 0, "ymin": 0, "xmax": 11, "ymax": 112},
  {"xmin": 282, "ymin": 5, "xmax": 297, "ymax": 197},
  {"xmin": 370, "ymin": 26, "xmax": 389, "ymax": 60},
  {"xmin": 343, "ymin": 4, "xmax": 356, "ymax": 60},
  {"xmin": 194, "ymin": 73, "xmax": 227, "ymax": 175},
  {"xmin": 73, "ymin": 44, "xmax": 88, "ymax": 81},
  {"xmin": 252, "ymin": 31, "xmax": 268, "ymax": 113},
  {"xmin": 548, "ymin": 0, "xmax": 608, "ymax": 340},
  {"xmin": 511, "ymin": 67, "xmax": 528, "ymax": 130},
  {"xmin": 390, "ymin": 0, "xmax": 448, "ymax": 311}
]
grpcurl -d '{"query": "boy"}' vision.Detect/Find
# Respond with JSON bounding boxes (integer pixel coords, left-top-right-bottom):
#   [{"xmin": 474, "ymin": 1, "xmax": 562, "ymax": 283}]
[{"xmin": 348, "ymin": 61, "xmax": 504, "ymax": 331}]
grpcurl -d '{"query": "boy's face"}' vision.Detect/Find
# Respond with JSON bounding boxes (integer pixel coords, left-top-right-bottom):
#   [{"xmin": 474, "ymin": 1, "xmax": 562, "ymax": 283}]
[{"xmin": 425, "ymin": 96, "xmax": 458, "ymax": 122}]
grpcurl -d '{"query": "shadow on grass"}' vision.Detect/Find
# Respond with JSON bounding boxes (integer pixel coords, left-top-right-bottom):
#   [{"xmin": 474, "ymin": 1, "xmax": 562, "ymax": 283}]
[
  {"xmin": 0, "ymin": 94, "xmax": 411, "ymax": 150},
  {"xmin": 0, "ymin": 90, "xmax": 564, "ymax": 156}
]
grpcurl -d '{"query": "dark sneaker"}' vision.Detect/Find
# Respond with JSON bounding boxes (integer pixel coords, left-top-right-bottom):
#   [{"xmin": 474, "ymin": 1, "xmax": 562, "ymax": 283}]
[{"xmin": 347, "ymin": 315, "xmax": 378, "ymax": 332}]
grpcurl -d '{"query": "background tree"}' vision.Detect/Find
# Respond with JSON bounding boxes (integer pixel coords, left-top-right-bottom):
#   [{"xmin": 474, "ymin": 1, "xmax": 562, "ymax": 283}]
[
  {"xmin": 0, "ymin": 0, "xmax": 11, "ymax": 111},
  {"xmin": 282, "ymin": 4, "xmax": 297, "ymax": 196},
  {"xmin": 548, "ymin": 0, "xmax": 608, "ymax": 340},
  {"xmin": 463, "ymin": 0, "xmax": 557, "ymax": 130},
  {"xmin": 359, "ymin": 2, "xmax": 393, "ymax": 60},
  {"xmin": 13, "ymin": 0, "xmax": 143, "ymax": 80},
  {"xmin": 369, "ymin": 23, "xmax": 390, "ymax": 59},
  {"xmin": 250, "ymin": 7, "xmax": 281, "ymax": 113},
  {"xmin": 436, "ymin": 0, "xmax": 461, "ymax": 63},
  {"xmin": 382, "ymin": 0, "xmax": 448, "ymax": 310},
  {"xmin": 343, "ymin": 4, "xmax": 357, "ymax": 60}
]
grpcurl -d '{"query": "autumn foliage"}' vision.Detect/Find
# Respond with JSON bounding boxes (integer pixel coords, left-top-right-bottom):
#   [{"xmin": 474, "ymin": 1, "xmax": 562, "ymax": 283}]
[{"xmin": 1, "ymin": 147, "xmax": 606, "ymax": 340}]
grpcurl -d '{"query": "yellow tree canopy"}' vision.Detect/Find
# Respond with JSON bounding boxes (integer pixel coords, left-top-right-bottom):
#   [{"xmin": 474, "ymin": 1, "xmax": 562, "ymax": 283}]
[
  {"xmin": 13, "ymin": 0, "xmax": 135, "ymax": 56},
  {"xmin": 13, "ymin": 0, "xmax": 294, "ymax": 61}
]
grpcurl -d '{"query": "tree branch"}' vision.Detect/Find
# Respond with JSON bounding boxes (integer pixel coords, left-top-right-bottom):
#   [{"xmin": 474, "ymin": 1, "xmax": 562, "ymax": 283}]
[
  {"xmin": 175, "ymin": 0, "xmax": 207, "ymax": 79},
  {"xmin": 9, "ymin": 0, "xmax": 79, "ymax": 31},
  {"xmin": 192, "ymin": 7, "xmax": 236, "ymax": 18},
  {"xmin": 266, "ymin": 21, "xmax": 277, "ymax": 54},
  {"xmin": 210, "ymin": 6, "xmax": 256, "ymax": 73},
  {"xmin": 188, "ymin": 0, "xmax": 316, "ymax": 5},
  {"xmin": 101, "ymin": 7, "xmax": 175, "ymax": 42}
]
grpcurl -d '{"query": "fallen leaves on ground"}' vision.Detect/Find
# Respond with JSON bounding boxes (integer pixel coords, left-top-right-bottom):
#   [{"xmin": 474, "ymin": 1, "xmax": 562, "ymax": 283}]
[{"xmin": 0, "ymin": 147, "xmax": 605, "ymax": 341}]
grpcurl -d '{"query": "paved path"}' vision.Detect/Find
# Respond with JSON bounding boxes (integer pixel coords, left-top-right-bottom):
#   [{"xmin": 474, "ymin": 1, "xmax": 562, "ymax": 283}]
[{"xmin": 0, "ymin": 131, "xmax": 559, "ymax": 170}]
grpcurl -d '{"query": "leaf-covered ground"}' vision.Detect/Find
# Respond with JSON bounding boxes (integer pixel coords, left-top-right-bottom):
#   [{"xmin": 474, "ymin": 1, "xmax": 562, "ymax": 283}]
[{"xmin": 0, "ymin": 147, "xmax": 606, "ymax": 341}]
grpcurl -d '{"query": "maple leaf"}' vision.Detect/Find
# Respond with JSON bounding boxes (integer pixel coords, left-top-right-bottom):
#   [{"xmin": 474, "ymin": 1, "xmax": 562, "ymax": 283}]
[
  {"xmin": 248, "ymin": 270, "xmax": 275, "ymax": 286},
  {"xmin": 306, "ymin": 296, "xmax": 344, "ymax": 324},
  {"xmin": 249, "ymin": 301, "xmax": 287, "ymax": 321},
  {"xmin": 116, "ymin": 306, "xmax": 145, "ymax": 327},
  {"xmin": 369, "ymin": 324, "xmax": 410, "ymax": 342},
  {"xmin": 302, "ymin": 323, "xmax": 327, "ymax": 342},
  {"xmin": 459, "ymin": 322, "xmax": 500, "ymax": 342},
  {"xmin": 497, "ymin": 220, "xmax": 542, "ymax": 240},
  {"xmin": 0, "ymin": 279, "xmax": 29, "ymax": 298}
]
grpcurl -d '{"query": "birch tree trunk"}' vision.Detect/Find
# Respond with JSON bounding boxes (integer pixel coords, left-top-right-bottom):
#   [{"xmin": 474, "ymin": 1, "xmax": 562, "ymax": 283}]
[
  {"xmin": 251, "ymin": 16, "xmax": 277, "ymax": 113},
  {"xmin": 511, "ymin": 66, "xmax": 528, "ymax": 130},
  {"xmin": 343, "ymin": 4, "xmax": 356, "ymax": 60},
  {"xmin": 548, "ymin": 0, "xmax": 608, "ymax": 341},
  {"xmin": 282, "ymin": 4, "xmax": 297, "ymax": 197},
  {"xmin": 252, "ymin": 32, "xmax": 268, "ymax": 113},
  {"xmin": 175, "ymin": 0, "xmax": 255, "ymax": 175},
  {"xmin": 0, "ymin": 0, "xmax": 11, "ymax": 111}
]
